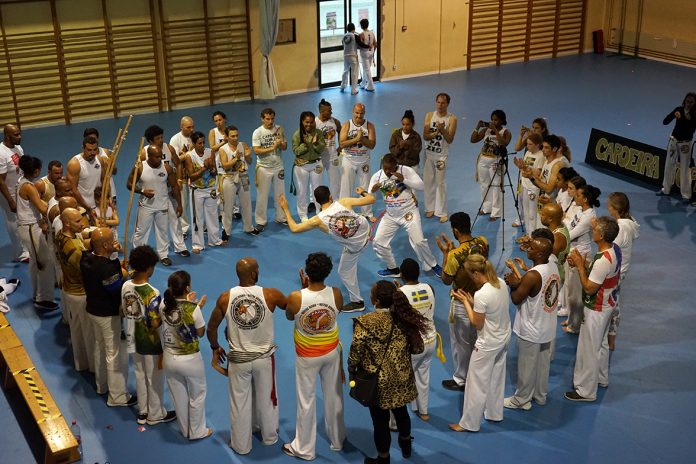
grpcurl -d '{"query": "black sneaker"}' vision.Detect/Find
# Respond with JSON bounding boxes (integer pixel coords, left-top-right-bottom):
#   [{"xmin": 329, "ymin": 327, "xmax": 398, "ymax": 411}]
[
  {"xmin": 147, "ymin": 410, "xmax": 177, "ymax": 426},
  {"xmin": 442, "ymin": 379, "xmax": 465, "ymax": 391},
  {"xmin": 254, "ymin": 224, "xmax": 266, "ymax": 234},
  {"xmin": 137, "ymin": 414, "xmax": 147, "ymax": 425},
  {"xmin": 246, "ymin": 229, "xmax": 260, "ymax": 236},
  {"xmin": 161, "ymin": 258, "xmax": 172, "ymax": 267},
  {"xmin": 342, "ymin": 301, "xmax": 365, "ymax": 313},
  {"xmin": 178, "ymin": 250, "xmax": 191, "ymax": 257},
  {"xmin": 34, "ymin": 300, "xmax": 59, "ymax": 311},
  {"xmin": 107, "ymin": 395, "xmax": 137, "ymax": 407},
  {"xmin": 564, "ymin": 390, "xmax": 594, "ymax": 402},
  {"xmin": 234, "ymin": 212, "xmax": 242, "ymax": 220},
  {"xmin": 221, "ymin": 230, "xmax": 229, "ymax": 242}
]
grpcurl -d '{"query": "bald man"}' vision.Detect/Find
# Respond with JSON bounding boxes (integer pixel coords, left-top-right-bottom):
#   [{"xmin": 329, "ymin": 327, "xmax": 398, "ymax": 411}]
[
  {"xmin": 170, "ymin": 116, "xmax": 195, "ymax": 236},
  {"xmin": 128, "ymin": 145, "xmax": 182, "ymax": 266},
  {"xmin": 339, "ymin": 103, "xmax": 376, "ymax": 218},
  {"xmin": 503, "ymin": 232, "xmax": 560, "ymax": 410},
  {"xmin": 206, "ymin": 257, "xmax": 287, "ymax": 455},
  {"xmin": 0, "ymin": 123, "xmax": 30, "ymax": 262},
  {"xmin": 56, "ymin": 208, "xmax": 94, "ymax": 372},
  {"xmin": 539, "ymin": 203, "xmax": 570, "ymax": 317},
  {"xmin": 80, "ymin": 227, "xmax": 135, "ymax": 406}
]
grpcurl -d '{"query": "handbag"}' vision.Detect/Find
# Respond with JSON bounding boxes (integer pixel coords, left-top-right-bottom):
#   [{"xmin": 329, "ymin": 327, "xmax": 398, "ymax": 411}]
[{"xmin": 349, "ymin": 321, "xmax": 395, "ymax": 407}]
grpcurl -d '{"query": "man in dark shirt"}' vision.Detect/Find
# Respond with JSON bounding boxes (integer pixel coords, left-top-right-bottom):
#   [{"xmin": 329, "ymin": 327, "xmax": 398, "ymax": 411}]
[{"xmin": 81, "ymin": 227, "xmax": 136, "ymax": 407}]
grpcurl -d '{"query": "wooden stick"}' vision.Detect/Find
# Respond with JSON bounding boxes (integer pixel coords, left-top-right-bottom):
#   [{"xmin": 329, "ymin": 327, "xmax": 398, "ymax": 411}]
[
  {"xmin": 100, "ymin": 115, "xmax": 133, "ymax": 221},
  {"xmin": 122, "ymin": 136, "xmax": 145, "ymax": 263}
]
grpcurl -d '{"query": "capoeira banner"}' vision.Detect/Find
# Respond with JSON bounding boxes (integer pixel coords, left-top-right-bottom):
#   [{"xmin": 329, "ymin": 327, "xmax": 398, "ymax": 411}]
[{"xmin": 584, "ymin": 128, "xmax": 667, "ymax": 189}]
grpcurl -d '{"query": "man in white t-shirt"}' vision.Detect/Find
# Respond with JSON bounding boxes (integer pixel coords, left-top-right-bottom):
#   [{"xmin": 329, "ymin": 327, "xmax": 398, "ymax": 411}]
[
  {"xmin": 503, "ymin": 234, "xmax": 560, "ymax": 410},
  {"xmin": 169, "ymin": 116, "xmax": 195, "ymax": 236},
  {"xmin": 565, "ymin": 216, "xmax": 621, "ymax": 402},
  {"xmin": 0, "ymin": 124, "xmax": 29, "ymax": 262},
  {"xmin": 368, "ymin": 154, "xmax": 441, "ymax": 278},
  {"xmin": 252, "ymin": 108, "xmax": 287, "ymax": 232}
]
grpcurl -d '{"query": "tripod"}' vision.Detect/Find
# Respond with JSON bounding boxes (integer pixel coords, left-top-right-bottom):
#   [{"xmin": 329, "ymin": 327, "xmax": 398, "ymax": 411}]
[{"xmin": 472, "ymin": 153, "xmax": 523, "ymax": 251}]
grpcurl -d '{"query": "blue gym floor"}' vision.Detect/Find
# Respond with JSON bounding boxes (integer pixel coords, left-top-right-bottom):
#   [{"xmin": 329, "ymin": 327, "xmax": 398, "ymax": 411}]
[{"xmin": 1, "ymin": 54, "xmax": 695, "ymax": 464}]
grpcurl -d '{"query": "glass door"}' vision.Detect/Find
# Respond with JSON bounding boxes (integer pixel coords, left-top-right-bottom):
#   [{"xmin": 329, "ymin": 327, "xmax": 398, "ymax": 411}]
[{"xmin": 317, "ymin": 0, "xmax": 379, "ymax": 88}]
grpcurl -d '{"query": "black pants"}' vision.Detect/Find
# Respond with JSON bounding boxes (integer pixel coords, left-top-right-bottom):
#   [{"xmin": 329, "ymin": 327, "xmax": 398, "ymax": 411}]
[{"xmin": 368, "ymin": 404, "xmax": 411, "ymax": 454}]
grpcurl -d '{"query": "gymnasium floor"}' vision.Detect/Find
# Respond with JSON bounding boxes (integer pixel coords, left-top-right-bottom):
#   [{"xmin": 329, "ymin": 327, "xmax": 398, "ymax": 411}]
[{"xmin": 1, "ymin": 54, "xmax": 695, "ymax": 464}]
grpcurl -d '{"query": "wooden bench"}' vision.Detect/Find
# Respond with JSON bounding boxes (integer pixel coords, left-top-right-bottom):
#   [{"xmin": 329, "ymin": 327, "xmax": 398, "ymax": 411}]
[{"xmin": 0, "ymin": 317, "xmax": 80, "ymax": 464}]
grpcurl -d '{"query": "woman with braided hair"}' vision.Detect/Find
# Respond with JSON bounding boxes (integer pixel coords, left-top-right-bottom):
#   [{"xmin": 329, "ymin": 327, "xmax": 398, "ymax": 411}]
[{"xmin": 348, "ymin": 280, "xmax": 428, "ymax": 464}]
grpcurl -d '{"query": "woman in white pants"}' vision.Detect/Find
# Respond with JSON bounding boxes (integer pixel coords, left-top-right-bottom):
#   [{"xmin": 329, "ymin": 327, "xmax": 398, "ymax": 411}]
[
  {"xmin": 161, "ymin": 270, "xmax": 212, "ymax": 440},
  {"xmin": 471, "ymin": 110, "xmax": 512, "ymax": 221},
  {"xmin": 449, "ymin": 254, "xmax": 511, "ymax": 433},
  {"xmin": 16, "ymin": 156, "xmax": 57, "ymax": 311},
  {"xmin": 512, "ymin": 133, "xmax": 545, "ymax": 235},
  {"xmin": 657, "ymin": 92, "xmax": 696, "ymax": 202},
  {"xmin": 291, "ymin": 111, "xmax": 326, "ymax": 222}
]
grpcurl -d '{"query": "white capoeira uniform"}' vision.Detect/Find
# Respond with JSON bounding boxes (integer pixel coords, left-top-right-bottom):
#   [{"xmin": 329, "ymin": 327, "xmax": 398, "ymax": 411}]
[
  {"xmin": 573, "ymin": 243, "xmax": 621, "ymax": 399},
  {"xmin": 149, "ymin": 143, "xmax": 186, "ymax": 254},
  {"xmin": 369, "ymin": 165, "xmax": 438, "ymax": 271},
  {"xmin": 317, "ymin": 201, "xmax": 370, "ymax": 303},
  {"xmin": 518, "ymin": 148, "xmax": 545, "ymax": 233},
  {"xmin": 423, "ymin": 112, "xmax": 455, "ymax": 218},
  {"xmin": 476, "ymin": 127, "xmax": 509, "ymax": 218},
  {"xmin": 458, "ymin": 278, "xmax": 511, "ymax": 431},
  {"xmin": 16, "ymin": 177, "xmax": 55, "ymax": 303},
  {"xmin": 169, "ymin": 132, "xmax": 193, "ymax": 235},
  {"xmin": 564, "ymin": 206, "xmax": 596, "ymax": 332},
  {"xmin": 400, "ymin": 283, "xmax": 437, "ymax": 415},
  {"xmin": 225, "ymin": 285, "xmax": 279, "ymax": 455},
  {"xmin": 252, "ymin": 125, "xmax": 286, "ymax": 226},
  {"xmin": 285, "ymin": 286, "xmax": 345, "ymax": 460},
  {"xmin": 340, "ymin": 32, "xmax": 359, "ymax": 94},
  {"xmin": 72, "ymin": 153, "xmax": 102, "ymax": 211},
  {"xmin": 662, "ymin": 137, "xmax": 695, "ymax": 200},
  {"xmin": 316, "ymin": 116, "xmax": 341, "ymax": 198},
  {"xmin": 339, "ymin": 119, "xmax": 372, "ymax": 216},
  {"xmin": 189, "ymin": 147, "xmax": 222, "ymax": 251},
  {"xmin": 121, "ymin": 280, "xmax": 167, "ymax": 423},
  {"xmin": 219, "ymin": 142, "xmax": 254, "ymax": 234},
  {"xmin": 358, "ymin": 29, "xmax": 376, "ymax": 91},
  {"xmin": 161, "ymin": 298, "xmax": 208, "ymax": 440},
  {"xmin": 508, "ymin": 262, "xmax": 560, "ymax": 408},
  {"xmin": 0, "ymin": 142, "xmax": 28, "ymax": 260},
  {"xmin": 132, "ymin": 160, "xmax": 171, "ymax": 260}
]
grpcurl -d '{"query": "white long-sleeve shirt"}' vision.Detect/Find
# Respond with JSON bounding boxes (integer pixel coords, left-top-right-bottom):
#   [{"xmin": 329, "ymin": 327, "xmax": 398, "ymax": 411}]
[{"xmin": 368, "ymin": 165, "xmax": 423, "ymax": 217}]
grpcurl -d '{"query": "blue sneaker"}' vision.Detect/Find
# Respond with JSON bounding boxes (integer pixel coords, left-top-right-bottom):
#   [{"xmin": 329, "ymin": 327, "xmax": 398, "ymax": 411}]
[
  {"xmin": 432, "ymin": 264, "xmax": 443, "ymax": 278},
  {"xmin": 377, "ymin": 268, "xmax": 401, "ymax": 278}
]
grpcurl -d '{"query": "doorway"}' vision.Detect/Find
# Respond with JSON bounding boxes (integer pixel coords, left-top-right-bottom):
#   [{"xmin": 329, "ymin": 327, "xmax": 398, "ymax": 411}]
[{"xmin": 317, "ymin": 0, "xmax": 379, "ymax": 88}]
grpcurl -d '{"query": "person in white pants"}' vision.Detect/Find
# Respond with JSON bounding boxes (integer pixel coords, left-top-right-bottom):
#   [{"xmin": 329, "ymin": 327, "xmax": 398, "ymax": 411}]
[
  {"xmin": 129, "ymin": 145, "xmax": 182, "ymax": 267},
  {"xmin": 292, "ymin": 111, "xmax": 326, "ymax": 222},
  {"xmin": 503, "ymin": 235, "xmax": 560, "ymax": 411},
  {"xmin": 252, "ymin": 108, "xmax": 287, "ymax": 232},
  {"xmin": 278, "ymin": 186, "xmax": 375, "ymax": 313},
  {"xmin": 423, "ymin": 93, "xmax": 458, "ymax": 223},
  {"xmin": 512, "ymin": 133, "xmax": 545, "ymax": 235},
  {"xmin": 340, "ymin": 23, "xmax": 360, "ymax": 95},
  {"xmin": 218, "ymin": 126, "xmax": 255, "ymax": 237},
  {"xmin": 435, "ymin": 212, "xmax": 489, "ymax": 392},
  {"xmin": 184, "ymin": 131, "xmax": 223, "ymax": 253},
  {"xmin": 471, "ymin": 110, "xmax": 512, "ymax": 221},
  {"xmin": 206, "ymin": 257, "xmax": 287, "ymax": 455},
  {"xmin": 316, "ymin": 99, "xmax": 342, "ymax": 198},
  {"xmin": 358, "ymin": 18, "xmax": 377, "ymax": 92},
  {"xmin": 56, "ymin": 208, "xmax": 95, "ymax": 372},
  {"xmin": 339, "ymin": 103, "xmax": 376, "ymax": 218},
  {"xmin": 657, "ymin": 92, "xmax": 696, "ymax": 203},
  {"xmin": 282, "ymin": 252, "xmax": 345, "ymax": 460},
  {"xmin": 160, "ymin": 269, "xmax": 212, "ymax": 440},
  {"xmin": 369, "ymin": 154, "xmax": 441, "ymax": 278},
  {"xmin": 0, "ymin": 124, "xmax": 30, "ymax": 262},
  {"xmin": 16, "ymin": 156, "xmax": 57, "ymax": 310},
  {"xmin": 448, "ymin": 255, "xmax": 511, "ymax": 432},
  {"xmin": 398, "ymin": 258, "xmax": 437, "ymax": 421},
  {"xmin": 565, "ymin": 216, "xmax": 622, "ymax": 402},
  {"xmin": 169, "ymin": 116, "xmax": 195, "ymax": 236},
  {"xmin": 122, "ymin": 245, "xmax": 176, "ymax": 425}
]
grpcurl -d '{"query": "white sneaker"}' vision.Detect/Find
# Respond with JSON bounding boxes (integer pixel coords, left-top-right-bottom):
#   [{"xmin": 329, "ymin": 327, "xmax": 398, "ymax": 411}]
[
  {"xmin": 557, "ymin": 307, "xmax": 569, "ymax": 317},
  {"xmin": 504, "ymin": 397, "xmax": 531, "ymax": 410}
]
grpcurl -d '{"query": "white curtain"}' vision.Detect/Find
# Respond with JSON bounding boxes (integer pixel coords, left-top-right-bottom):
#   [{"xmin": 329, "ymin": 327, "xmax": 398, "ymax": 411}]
[{"xmin": 258, "ymin": 0, "xmax": 279, "ymax": 99}]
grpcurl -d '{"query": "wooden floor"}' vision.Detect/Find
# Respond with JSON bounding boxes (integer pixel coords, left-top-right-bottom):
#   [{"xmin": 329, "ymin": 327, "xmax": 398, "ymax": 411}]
[{"xmin": 1, "ymin": 53, "xmax": 695, "ymax": 464}]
